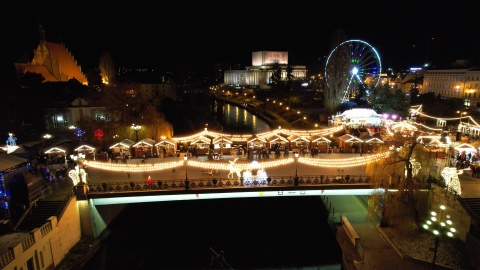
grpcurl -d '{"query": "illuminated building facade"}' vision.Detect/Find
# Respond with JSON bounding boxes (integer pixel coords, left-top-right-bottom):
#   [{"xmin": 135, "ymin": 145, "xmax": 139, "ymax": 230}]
[
  {"xmin": 224, "ymin": 51, "xmax": 307, "ymax": 90},
  {"xmin": 422, "ymin": 67, "xmax": 480, "ymax": 108},
  {"xmin": 13, "ymin": 25, "xmax": 88, "ymax": 85}
]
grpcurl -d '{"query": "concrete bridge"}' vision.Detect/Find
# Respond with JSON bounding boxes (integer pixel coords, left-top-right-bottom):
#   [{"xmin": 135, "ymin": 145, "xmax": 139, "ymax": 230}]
[
  {"xmin": 75, "ymin": 152, "xmax": 392, "ymax": 239},
  {"xmin": 77, "ymin": 175, "xmax": 383, "ymax": 239}
]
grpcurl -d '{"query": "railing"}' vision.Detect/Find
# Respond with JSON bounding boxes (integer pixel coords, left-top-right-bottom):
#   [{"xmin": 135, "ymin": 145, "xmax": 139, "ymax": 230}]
[
  {"xmin": 29, "ymin": 183, "xmax": 53, "ymax": 204},
  {"xmin": 11, "ymin": 182, "xmax": 74, "ymax": 231},
  {"xmin": 0, "ymin": 220, "xmax": 54, "ymax": 269},
  {"xmin": 0, "ymin": 249, "xmax": 14, "ymax": 270},
  {"xmin": 87, "ymin": 174, "xmax": 376, "ymax": 194}
]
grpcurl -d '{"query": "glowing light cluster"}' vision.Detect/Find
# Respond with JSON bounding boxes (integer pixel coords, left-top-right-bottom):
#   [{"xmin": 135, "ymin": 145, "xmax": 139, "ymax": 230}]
[
  {"xmin": 84, "ymin": 160, "xmax": 183, "ymax": 172},
  {"xmin": 85, "ymin": 151, "xmax": 391, "ymax": 173},
  {"xmin": 410, "ymin": 104, "xmax": 480, "ymax": 127},
  {"xmin": 299, "ymin": 151, "xmax": 391, "ymax": 168},
  {"xmin": 441, "ymin": 167, "xmax": 462, "ymax": 195},
  {"xmin": 169, "ymin": 126, "xmax": 343, "ymax": 145}
]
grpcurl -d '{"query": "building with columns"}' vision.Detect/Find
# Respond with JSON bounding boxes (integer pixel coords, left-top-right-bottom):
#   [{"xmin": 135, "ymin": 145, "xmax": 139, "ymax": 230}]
[{"xmin": 223, "ymin": 51, "xmax": 307, "ymax": 90}]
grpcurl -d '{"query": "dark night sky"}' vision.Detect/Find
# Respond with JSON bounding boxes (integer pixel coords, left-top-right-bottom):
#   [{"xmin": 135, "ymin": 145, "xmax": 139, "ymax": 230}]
[{"xmin": 1, "ymin": 1, "xmax": 479, "ymax": 76}]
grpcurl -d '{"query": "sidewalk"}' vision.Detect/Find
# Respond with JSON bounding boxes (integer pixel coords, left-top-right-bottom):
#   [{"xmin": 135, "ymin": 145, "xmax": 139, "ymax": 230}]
[{"xmin": 329, "ymin": 196, "xmax": 433, "ymax": 270}]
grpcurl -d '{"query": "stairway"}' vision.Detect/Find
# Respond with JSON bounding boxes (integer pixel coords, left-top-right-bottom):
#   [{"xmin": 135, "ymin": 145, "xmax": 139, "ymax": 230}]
[
  {"xmin": 16, "ymin": 200, "xmax": 66, "ymax": 232},
  {"xmin": 462, "ymin": 198, "xmax": 480, "ymax": 224}
]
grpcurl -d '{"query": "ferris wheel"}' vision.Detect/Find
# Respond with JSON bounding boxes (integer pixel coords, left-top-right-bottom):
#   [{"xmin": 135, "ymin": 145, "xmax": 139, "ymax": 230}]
[{"xmin": 324, "ymin": 39, "xmax": 382, "ymax": 102}]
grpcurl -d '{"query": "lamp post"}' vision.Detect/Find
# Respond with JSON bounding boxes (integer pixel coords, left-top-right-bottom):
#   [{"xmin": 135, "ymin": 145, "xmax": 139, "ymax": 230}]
[
  {"xmin": 456, "ymin": 111, "xmax": 467, "ymax": 124},
  {"xmin": 131, "ymin": 124, "xmax": 142, "ymax": 141},
  {"xmin": 294, "ymin": 152, "xmax": 299, "ymax": 186},
  {"xmin": 184, "ymin": 155, "xmax": 189, "ymax": 190},
  {"xmin": 422, "ymin": 204, "xmax": 456, "ymax": 269}
]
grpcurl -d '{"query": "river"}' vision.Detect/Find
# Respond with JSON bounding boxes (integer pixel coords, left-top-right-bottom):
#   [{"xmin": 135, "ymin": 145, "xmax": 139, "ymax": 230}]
[
  {"xmin": 217, "ymin": 102, "xmax": 271, "ymax": 134},
  {"xmin": 82, "ymin": 196, "xmax": 342, "ymax": 269}
]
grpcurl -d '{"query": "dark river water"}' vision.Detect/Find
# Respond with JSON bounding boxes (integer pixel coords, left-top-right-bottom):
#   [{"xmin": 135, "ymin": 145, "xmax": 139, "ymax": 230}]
[
  {"xmin": 82, "ymin": 196, "xmax": 342, "ymax": 270},
  {"xmin": 220, "ymin": 103, "xmax": 271, "ymax": 134}
]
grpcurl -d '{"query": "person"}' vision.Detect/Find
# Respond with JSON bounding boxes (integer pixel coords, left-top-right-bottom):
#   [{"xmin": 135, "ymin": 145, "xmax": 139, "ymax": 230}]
[{"xmin": 146, "ymin": 175, "xmax": 152, "ymax": 187}]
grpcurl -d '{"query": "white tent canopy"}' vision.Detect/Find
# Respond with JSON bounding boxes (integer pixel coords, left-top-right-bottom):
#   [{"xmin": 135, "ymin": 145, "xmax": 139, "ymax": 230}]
[{"xmin": 335, "ymin": 108, "xmax": 383, "ymax": 126}]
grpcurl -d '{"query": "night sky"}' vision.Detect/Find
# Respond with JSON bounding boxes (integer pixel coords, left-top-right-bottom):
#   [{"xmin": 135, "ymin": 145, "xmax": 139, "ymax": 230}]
[{"xmin": 1, "ymin": 1, "xmax": 479, "ymax": 76}]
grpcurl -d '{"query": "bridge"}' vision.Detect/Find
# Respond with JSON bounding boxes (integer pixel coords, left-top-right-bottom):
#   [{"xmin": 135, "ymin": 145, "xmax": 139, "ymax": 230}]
[
  {"xmin": 79, "ymin": 152, "xmax": 392, "ymax": 205},
  {"xmin": 69, "ymin": 152, "xmax": 394, "ymax": 238},
  {"xmin": 84, "ymin": 173, "xmax": 380, "ymax": 206}
]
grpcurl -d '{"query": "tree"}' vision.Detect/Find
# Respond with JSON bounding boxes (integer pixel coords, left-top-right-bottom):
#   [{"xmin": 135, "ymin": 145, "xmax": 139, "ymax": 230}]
[
  {"xmin": 368, "ymin": 85, "xmax": 409, "ymax": 115},
  {"xmin": 142, "ymin": 105, "xmax": 174, "ymax": 139},
  {"xmin": 99, "ymin": 50, "xmax": 116, "ymax": 85},
  {"xmin": 269, "ymin": 62, "xmax": 282, "ymax": 92},
  {"xmin": 323, "ymin": 84, "xmax": 343, "ymax": 114},
  {"xmin": 367, "ymin": 133, "xmax": 436, "ymax": 227},
  {"xmin": 286, "ymin": 64, "xmax": 294, "ymax": 88},
  {"xmin": 323, "ymin": 28, "xmax": 349, "ymax": 114},
  {"xmin": 410, "ymin": 88, "xmax": 420, "ymax": 104},
  {"xmin": 19, "ymin": 71, "xmax": 45, "ymax": 88}
]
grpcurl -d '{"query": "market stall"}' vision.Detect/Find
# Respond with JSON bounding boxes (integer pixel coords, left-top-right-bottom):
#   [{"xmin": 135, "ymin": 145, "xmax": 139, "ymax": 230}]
[
  {"xmin": 44, "ymin": 147, "xmax": 67, "ymax": 164},
  {"xmin": 287, "ymin": 134, "xmax": 310, "ymax": 153},
  {"xmin": 338, "ymin": 134, "xmax": 364, "ymax": 153},
  {"xmin": 132, "ymin": 138, "xmax": 157, "ymax": 158},
  {"xmin": 360, "ymin": 135, "xmax": 384, "ymax": 153},
  {"xmin": 390, "ymin": 121, "xmax": 418, "ymax": 137},
  {"xmin": 73, "ymin": 144, "xmax": 96, "ymax": 160},
  {"xmin": 454, "ymin": 143, "xmax": 478, "ymax": 158},
  {"xmin": 267, "ymin": 134, "xmax": 289, "ymax": 148},
  {"xmin": 212, "ymin": 135, "xmax": 233, "ymax": 156},
  {"xmin": 109, "ymin": 139, "xmax": 135, "ymax": 160},
  {"xmin": 190, "ymin": 135, "xmax": 213, "ymax": 156},
  {"xmin": 155, "ymin": 138, "xmax": 177, "ymax": 157},
  {"xmin": 308, "ymin": 135, "xmax": 331, "ymax": 153},
  {"xmin": 246, "ymin": 135, "xmax": 268, "ymax": 159}
]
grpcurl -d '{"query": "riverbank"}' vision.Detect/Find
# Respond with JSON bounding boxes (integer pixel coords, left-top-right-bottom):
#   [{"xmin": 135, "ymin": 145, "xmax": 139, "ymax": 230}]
[{"xmin": 216, "ymin": 96, "xmax": 294, "ymax": 129}]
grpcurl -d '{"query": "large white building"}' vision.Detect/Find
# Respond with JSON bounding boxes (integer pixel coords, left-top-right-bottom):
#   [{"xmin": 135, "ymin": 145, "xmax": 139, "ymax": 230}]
[
  {"xmin": 422, "ymin": 67, "xmax": 480, "ymax": 108},
  {"xmin": 223, "ymin": 51, "xmax": 307, "ymax": 90}
]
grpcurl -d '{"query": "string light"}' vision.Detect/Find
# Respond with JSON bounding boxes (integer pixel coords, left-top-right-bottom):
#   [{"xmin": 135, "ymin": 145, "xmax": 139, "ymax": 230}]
[{"xmin": 84, "ymin": 151, "xmax": 392, "ymax": 173}]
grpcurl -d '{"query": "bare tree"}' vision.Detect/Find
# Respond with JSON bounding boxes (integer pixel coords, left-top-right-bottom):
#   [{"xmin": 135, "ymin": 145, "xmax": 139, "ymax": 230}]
[
  {"xmin": 99, "ymin": 50, "xmax": 116, "ymax": 85},
  {"xmin": 367, "ymin": 133, "xmax": 436, "ymax": 227},
  {"xmin": 323, "ymin": 28, "xmax": 348, "ymax": 114}
]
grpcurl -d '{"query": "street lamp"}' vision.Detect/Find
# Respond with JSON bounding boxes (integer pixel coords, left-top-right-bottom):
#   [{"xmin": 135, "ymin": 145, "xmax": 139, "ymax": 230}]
[
  {"xmin": 131, "ymin": 124, "xmax": 142, "ymax": 141},
  {"xmin": 422, "ymin": 204, "xmax": 456, "ymax": 269},
  {"xmin": 184, "ymin": 155, "xmax": 189, "ymax": 190},
  {"xmin": 294, "ymin": 152, "xmax": 299, "ymax": 186},
  {"xmin": 456, "ymin": 111, "xmax": 467, "ymax": 124}
]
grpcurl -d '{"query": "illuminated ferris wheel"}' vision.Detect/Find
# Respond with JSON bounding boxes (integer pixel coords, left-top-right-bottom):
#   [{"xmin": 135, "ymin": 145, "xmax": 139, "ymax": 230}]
[{"xmin": 324, "ymin": 39, "xmax": 382, "ymax": 102}]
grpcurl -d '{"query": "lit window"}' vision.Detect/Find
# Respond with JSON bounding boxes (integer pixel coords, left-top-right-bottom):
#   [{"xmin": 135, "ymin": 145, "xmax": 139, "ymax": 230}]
[
  {"xmin": 53, "ymin": 114, "xmax": 68, "ymax": 128},
  {"xmin": 96, "ymin": 114, "xmax": 109, "ymax": 122}
]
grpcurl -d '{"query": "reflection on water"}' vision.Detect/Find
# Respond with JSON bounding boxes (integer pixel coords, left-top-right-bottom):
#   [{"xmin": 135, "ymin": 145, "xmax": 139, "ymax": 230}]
[{"xmin": 220, "ymin": 103, "xmax": 270, "ymax": 134}]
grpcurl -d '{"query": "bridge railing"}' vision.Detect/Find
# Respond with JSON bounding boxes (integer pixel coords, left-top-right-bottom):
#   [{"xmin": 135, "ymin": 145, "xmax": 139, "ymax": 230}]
[{"xmin": 86, "ymin": 174, "xmax": 379, "ymax": 193}]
